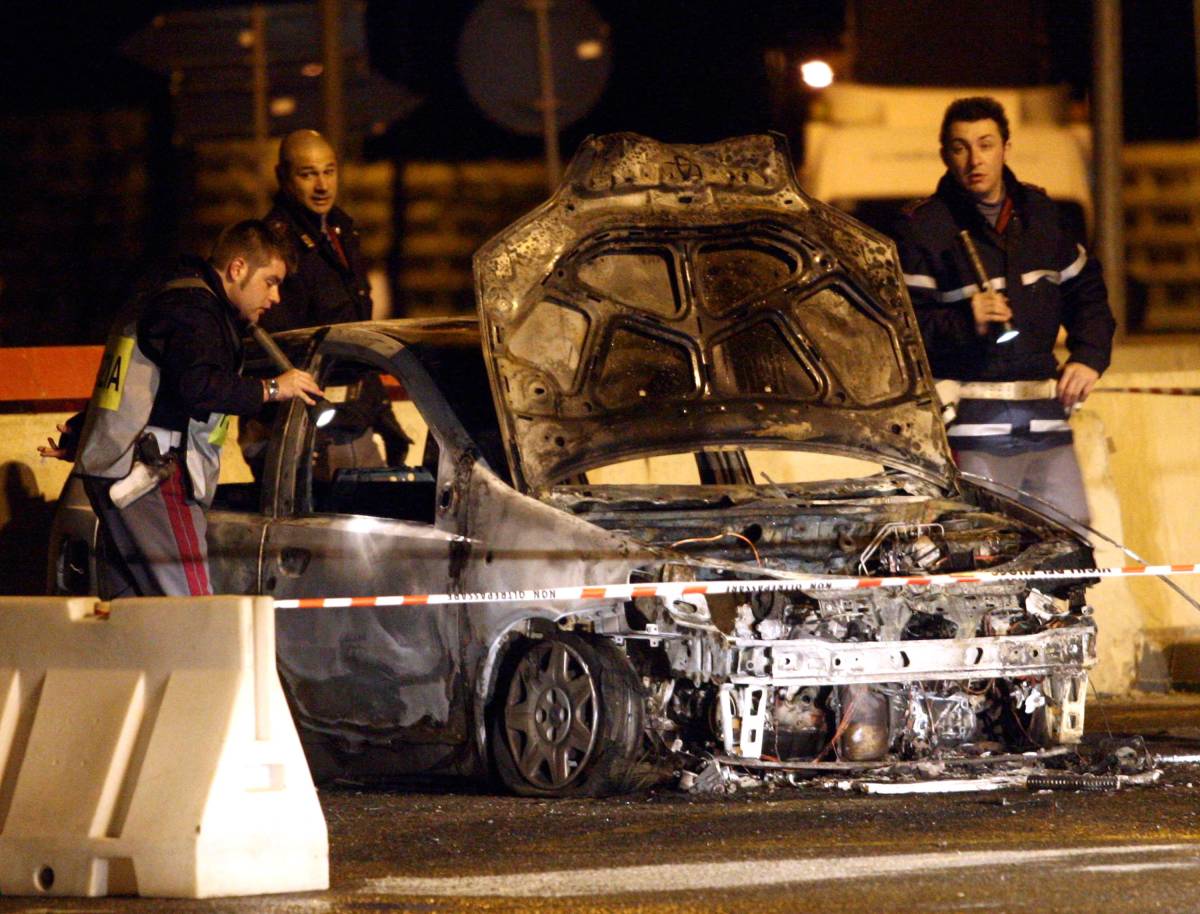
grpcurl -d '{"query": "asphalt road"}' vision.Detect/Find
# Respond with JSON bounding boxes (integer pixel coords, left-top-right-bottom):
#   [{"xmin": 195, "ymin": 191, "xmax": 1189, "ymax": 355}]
[{"xmin": 3, "ymin": 697, "xmax": 1200, "ymax": 914}]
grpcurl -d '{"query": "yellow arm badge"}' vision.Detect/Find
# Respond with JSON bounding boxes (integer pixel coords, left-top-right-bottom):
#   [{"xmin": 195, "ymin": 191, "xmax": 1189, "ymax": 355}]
[
  {"xmin": 208, "ymin": 414, "xmax": 231, "ymax": 447},
  {"xmin": 94, "ymin": 336, "xmax": 135, "ymax": 411}
]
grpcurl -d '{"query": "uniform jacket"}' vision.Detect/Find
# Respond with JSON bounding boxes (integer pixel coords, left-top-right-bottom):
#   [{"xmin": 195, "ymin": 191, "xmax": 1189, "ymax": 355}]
[
  {"xmin": 260, "ymin": 193, "xmax": 372, "ymax": 332},
  {"xmin": 75, "ymin": 258, "xmax": 264, "ymax": 504},
  {"xmin": 894, "ymin": 167, "xmax": 1115, "ymax": 382}
]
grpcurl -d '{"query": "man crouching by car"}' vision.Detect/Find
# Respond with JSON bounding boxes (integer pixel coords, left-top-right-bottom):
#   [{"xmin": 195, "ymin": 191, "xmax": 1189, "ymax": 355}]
[{"xmin": 39, "ymin": 221, "xmax": 323, "ymax": 598}]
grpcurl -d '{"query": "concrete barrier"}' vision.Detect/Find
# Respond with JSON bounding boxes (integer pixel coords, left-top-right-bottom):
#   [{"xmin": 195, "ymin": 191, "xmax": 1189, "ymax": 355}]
[{"xmin": 0, "ymin": 595, "xmax": 327, "ymax": 898}]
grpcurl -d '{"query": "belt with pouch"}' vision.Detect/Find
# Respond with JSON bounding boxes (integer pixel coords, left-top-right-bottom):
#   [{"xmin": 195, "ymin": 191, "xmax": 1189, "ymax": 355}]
[
  {"xmin": 934, "ymin": 379, "xmax": 1060, "ymax": 426},
  {"xmin": 956, "ymin": 379, "xmax": 1059, "ymax": 401}
]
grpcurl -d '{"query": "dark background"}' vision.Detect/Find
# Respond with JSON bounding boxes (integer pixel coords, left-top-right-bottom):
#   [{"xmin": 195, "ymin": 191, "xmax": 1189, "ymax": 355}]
[{"xmin": 0, "ymin": 0, "xmax": 1194, "ymax": 346}]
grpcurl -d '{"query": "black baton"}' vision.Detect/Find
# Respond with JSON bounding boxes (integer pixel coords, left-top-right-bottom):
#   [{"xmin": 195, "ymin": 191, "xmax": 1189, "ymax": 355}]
[{"xmin": 957, "ymin": 230, "xmax": 1019, "ymax": 344}]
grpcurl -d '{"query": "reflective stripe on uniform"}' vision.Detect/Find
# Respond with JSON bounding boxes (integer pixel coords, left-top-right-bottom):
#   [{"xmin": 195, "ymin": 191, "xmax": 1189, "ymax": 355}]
[
  {"xmin": 946, "ymin": 423, "xmax": 1015, "ymax": 437},
  {"xmin": 1020, "ymin": 244, "xmax": 1088, "ymax": 287},
  {"xmin": 902, "ymin": 273, "xmax": 939, "ymax": 290},
  {"xmin": 905, "ymin": 244, "xmax": 1090, "ymax": 303},
  {"xmin": 947, "ymin": 420, "xmax": 1072, "ymax": 438},
  {"xmin": 948, "ymin": 396, "xmax": 1072, "ymax": 439},
  {"xmin": 1029, "ymin": 419, "xmax": 1072, "ymax": 433}
]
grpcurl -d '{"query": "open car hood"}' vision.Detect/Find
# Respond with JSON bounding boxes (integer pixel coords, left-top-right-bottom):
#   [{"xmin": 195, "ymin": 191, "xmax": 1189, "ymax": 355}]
[{"xmin": 473, "ymin": 133, "xmax": 954, "ymax": 493}]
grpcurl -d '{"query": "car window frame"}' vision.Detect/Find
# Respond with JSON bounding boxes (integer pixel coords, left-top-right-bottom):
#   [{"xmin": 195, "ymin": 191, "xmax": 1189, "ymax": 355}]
[{"xmin": 265, "ymin": 328, "xmax": 483, "ymax": 523}]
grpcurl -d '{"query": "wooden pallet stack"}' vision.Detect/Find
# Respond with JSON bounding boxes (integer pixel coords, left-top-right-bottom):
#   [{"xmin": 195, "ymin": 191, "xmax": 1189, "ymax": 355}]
[
  {"xmin": 1124, "ymin": 142, "xmax": 1200, "ymax": 330},
  {"xmin": 187, "ymin": 142, "xmax": 548, "ymax": 318}
]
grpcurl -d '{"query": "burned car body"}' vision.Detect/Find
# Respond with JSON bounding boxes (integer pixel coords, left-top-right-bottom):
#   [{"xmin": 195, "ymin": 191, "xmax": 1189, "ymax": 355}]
[
  {"xmin": 471, "ymin": 132, "xmax": 1095, "ymax": 787},
  {"xmin": 49, "ymin": 133, "xmax": 1096, "ymax": 795}
]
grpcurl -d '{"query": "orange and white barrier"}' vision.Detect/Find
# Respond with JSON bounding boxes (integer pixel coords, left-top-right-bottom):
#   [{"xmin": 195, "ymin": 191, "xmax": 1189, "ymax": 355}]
[{"xmin": 0, "ymin": 596, "xmax": 327, "ymax": 898}]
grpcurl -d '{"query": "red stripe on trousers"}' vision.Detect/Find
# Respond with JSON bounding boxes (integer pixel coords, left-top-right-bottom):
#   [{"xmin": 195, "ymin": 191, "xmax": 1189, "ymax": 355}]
[
  {"xmin": 160, "ymin": 467, "xmax": 198, "ymax": 594},
  {"xmin": 162, "ymin": 463, "xmax": 210, "ymax": 595}
]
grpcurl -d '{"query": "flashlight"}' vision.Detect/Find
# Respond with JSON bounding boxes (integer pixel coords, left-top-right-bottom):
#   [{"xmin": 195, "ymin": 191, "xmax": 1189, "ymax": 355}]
[
  {"xmin": 250, "ymin": 325, "xmax": 337, "ymax": 428},
  {"xmin": 957, "ymin": 230, "xmax": 1019, "ymax": 345}
]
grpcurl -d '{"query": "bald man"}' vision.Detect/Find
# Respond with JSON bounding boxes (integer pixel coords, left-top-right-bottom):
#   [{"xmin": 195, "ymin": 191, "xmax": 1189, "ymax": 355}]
[
  {"xmin": 259, "ymin": 130, "xmax": 373, "ymax": 332},
  {"xmin": 246, "ymin": 130, "xmax": 408, "ymax": 474}
]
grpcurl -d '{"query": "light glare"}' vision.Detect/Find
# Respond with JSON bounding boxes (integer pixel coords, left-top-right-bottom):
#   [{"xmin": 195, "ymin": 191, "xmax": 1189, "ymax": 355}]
[
  {"xmin": 314, "ymin": 401, "xmax": 337, "ymax": 428},
  {"xmin": 800, "ymin": 60, "xmax": 834, "ymax": 89},
  {"xmin": 576, "ymin": 39, "xmax": 604, "ymax": 60}
]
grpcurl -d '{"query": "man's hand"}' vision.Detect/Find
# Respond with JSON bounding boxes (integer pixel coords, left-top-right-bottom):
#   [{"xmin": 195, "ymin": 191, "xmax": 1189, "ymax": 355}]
[
  {"xmin": 275, "ymin": 369, "xmax": 324, "ymax": 406},
  {"xmin": 37, "ymin": 422, "xmax": 75, "ymax": 461},
  {"xmin": 969, "ymin": 290, "xmax": 1013, "ymax": 335},
  {"xmin": 1058, "ymin": 362, "xmax": 1100, "ymax": 410}
]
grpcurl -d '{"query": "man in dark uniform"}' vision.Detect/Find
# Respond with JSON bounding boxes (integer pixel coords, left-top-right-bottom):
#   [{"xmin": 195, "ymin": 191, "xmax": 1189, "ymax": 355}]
[
  {"xmin": 250, "ymin": 129, "xmax": 408, "ymax": 470},
  {"xmin": 893, "ymin": 96, "xmax": 1115, "ymax": 524},
  {"xmin": 259, "ymin": 129, "xmax": 373, "ymax": 331},
  {"xmin": 41, "ymin": 221, "xmax": 323, "ymax": 597}
]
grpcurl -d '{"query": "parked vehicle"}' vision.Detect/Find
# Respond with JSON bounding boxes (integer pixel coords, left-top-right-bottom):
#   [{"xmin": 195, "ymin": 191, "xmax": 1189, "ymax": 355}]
[{"xmin": 49, "ymin": 133, "xmax": 1097, "ymax": 795}]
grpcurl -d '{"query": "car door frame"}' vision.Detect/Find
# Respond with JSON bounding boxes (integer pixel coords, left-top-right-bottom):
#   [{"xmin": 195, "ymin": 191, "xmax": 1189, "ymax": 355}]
[{"xmin": 260, "ymin": 327, "xmax": 482, "ymax": 751}]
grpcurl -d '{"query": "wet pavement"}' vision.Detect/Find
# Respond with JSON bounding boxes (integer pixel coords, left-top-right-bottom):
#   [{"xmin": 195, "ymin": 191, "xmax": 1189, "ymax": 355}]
[{"xmin": 3, "ymin": 695, "xmax": 1200, "ymax": 913}]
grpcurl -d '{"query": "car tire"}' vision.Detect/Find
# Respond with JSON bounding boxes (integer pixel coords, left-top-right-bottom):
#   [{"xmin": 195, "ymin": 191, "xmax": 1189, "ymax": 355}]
[{"xmin": 489, "ymin": 631, "xmax": 644, "ymax": 797}]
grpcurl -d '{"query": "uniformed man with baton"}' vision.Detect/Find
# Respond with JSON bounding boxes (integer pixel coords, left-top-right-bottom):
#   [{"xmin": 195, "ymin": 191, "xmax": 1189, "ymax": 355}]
[{"xmin": 893, "ymin": 96, "xmax": 1116, "ymax": 524}]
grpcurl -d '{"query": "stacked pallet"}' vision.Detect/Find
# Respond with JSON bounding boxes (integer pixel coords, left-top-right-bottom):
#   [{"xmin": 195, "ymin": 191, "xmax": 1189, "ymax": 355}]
[
  {"xmin": 1124, "ymin": 143, "xmax": 1200, "ymax": 330},
  {"xmin": 398, "ymin": 161, "xmax": 546, "ymax": 317},
  {"xmin": 187, "ymin": 142, "xmax": 548, "ymax": 317}
]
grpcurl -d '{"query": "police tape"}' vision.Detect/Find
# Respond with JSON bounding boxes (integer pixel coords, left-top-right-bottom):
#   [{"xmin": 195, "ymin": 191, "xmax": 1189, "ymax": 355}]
[
  {"xmin": 1095, "ymin": 386, "xmax": 1200, "ymax": 396},
  {"xmin": 272, "ymin": 563, "xmax": 1200, "ymax": 610}
]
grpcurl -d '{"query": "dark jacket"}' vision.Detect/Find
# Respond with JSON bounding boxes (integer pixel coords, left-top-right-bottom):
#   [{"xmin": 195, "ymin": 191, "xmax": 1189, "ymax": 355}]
[
  {"xmin": 71, "ymin": 257, "xmax": 263, "ymax": 503},
  {"xmin": 259, "ymin": 193, "xmax": 372, "ymax": 332},
  {"xmin": 893, "ymin": 168, "xmax": 1114, "ymax": 382},
  {"xmin": 141, "ymin": 257, "xmax": 264, "ymax": 432}
]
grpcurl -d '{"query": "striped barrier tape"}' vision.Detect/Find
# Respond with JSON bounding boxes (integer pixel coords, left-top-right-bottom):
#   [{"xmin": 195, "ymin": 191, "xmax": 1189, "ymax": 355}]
[
  {"xmin": 272, "ymin": 563, "xmax": 1200, "ymax": 610},
  {"xmin": 1094, "ymin": 386, "xmax": 1200, "ymax": 396}
]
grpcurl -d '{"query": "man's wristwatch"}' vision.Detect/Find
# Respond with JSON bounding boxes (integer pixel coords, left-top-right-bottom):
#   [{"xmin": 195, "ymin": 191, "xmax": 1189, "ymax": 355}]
[{"xmin": 266, "ymin": 377, "xmax": 279, "ymax": 402}]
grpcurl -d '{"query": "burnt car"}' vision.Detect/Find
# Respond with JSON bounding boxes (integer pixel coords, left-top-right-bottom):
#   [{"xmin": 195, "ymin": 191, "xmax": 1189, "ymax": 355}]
[{"xmin": 50, "ymin": 133, "xmax": 1096, "ymax": 796}]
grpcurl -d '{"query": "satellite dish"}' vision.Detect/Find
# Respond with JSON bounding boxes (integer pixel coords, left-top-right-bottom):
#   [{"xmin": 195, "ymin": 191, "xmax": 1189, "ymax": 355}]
[{"xmin": 455, "ymin": 0, "xmax": 611, "ymax": 137}]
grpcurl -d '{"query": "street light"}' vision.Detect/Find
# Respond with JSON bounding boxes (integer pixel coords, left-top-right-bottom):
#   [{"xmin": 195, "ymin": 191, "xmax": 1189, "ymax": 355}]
[{"xmin": 800, "ymin": 59, "xmax": 834, "ymax": 89}]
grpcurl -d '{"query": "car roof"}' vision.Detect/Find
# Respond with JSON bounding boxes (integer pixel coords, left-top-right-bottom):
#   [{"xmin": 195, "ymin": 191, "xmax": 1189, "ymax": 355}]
[{"xmin": 267, "ymin": 316, "xmax": 481, "ymax": 349}]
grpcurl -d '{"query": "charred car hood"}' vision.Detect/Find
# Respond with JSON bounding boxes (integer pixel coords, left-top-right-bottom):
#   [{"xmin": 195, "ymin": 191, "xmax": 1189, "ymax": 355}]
[{"xmin": 473, "ymin": 133, "xmax": 953, "ymax": 493}]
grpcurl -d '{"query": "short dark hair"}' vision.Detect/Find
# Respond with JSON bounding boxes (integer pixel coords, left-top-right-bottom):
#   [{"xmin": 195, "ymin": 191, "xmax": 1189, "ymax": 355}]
[
  {"xmin": 210, "ymin": 220, "xmax": 296, "ymax": 274},
  {"xmin": 940, "ymin": 96, "xmax": 1011, "ymax": 148}
]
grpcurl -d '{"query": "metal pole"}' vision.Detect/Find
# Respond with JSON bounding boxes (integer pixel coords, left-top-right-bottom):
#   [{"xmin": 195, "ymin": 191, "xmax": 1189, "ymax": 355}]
[
  {"xmin": 250, "ymin": 4, "xmax": 270, "ymax": 216},
  {"xmin": 1195, "ymin": 0, "xmax": 1200, "ymax": 137},
  {"xmin": 320, "ymin": 0, "xmax": 344, "ymax": 155},
  {"xmin": 1093, "ymin": 0, "xmax": 1126, "ymax": 335},
  {"xmin": 528, "ymin": 0, "xmax": 562, "ymax": 190}
]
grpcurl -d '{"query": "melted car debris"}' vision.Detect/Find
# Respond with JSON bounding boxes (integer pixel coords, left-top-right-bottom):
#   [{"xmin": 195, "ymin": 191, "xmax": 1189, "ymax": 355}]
[{"xmin": 677, "ymin": 735, "xmax": 1162, "ymax": 796}]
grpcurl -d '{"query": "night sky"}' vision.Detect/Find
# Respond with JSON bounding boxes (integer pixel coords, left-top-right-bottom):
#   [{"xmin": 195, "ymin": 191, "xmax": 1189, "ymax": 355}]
[
  {"xmin": 3, "ymin": 1, "xmax": 1194, "ymax": 144},
  {"xmin": 0, "ymin": 0, "xmax": 1195, "ymax": 345}
]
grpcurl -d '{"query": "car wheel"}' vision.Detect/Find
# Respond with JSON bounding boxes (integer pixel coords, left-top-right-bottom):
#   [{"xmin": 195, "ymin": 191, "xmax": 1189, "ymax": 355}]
[{"xmin": 490, "ymin": 632, "xmax": 643, "ymax": 797}]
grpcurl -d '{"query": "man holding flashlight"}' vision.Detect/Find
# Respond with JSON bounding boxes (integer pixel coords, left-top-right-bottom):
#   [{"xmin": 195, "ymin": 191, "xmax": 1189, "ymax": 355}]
[
  {"xmin": 893, "ymin": 96, "xmax": 1115, "ymax": 524},
  {"xmin": 41, "ymin": 221, "xmax": 323, "ymax": 597}
]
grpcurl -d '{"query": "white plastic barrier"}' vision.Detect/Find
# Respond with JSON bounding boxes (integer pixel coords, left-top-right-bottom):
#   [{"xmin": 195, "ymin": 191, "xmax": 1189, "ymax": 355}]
[{"xmin": 0, "ymin": 596, "xmax": 328, "ymax": 898}]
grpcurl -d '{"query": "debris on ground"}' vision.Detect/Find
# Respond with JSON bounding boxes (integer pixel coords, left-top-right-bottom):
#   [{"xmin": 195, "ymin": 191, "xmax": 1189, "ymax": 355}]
[
  {"xmin": 1157, "ymin": 753, "xmax": 1200, "ymax": 764},
  {"xmin": 674, "ymin": 736, "xmax": 1167, "ymax": 795}
]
